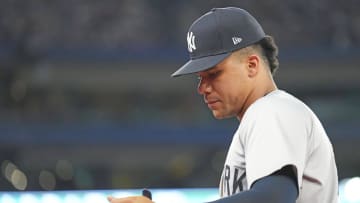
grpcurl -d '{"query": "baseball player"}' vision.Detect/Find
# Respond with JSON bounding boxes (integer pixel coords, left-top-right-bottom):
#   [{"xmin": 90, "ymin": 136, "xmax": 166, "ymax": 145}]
[{"xmin": 108, "ymin": 7, "xmax": 338, "ymax": 203}]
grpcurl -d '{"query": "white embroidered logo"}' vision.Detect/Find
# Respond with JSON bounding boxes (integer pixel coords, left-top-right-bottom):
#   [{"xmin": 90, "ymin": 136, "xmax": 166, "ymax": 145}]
[
  {"xmin": 232, "ymin": 37, "xmax": 243, "ymax": 45},
  {"xmin": 187, "ymin": 32, "xmax": 196, "ymax": 53}
]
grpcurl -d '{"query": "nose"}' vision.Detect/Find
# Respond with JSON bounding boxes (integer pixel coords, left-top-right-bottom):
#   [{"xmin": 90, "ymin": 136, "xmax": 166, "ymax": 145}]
[{"xmin": 197, "ymin": 77, "xmax": 211, "ymax": 95}]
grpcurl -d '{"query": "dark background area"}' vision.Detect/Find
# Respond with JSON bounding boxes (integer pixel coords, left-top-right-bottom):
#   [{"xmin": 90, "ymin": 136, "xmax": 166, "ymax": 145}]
[{"xmin": 0, "ymin": 0, "xmax": 359, "ymax": 191}]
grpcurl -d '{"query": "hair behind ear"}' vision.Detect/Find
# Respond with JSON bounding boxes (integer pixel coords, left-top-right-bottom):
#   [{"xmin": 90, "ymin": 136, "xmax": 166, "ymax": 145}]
[
  {"xmin": 234, "ymin": 36, "xmax": 279, "ymax": 76},
  {"xmin": 258, "ymin": 36, "xmax": 279, "ymax": 75}
]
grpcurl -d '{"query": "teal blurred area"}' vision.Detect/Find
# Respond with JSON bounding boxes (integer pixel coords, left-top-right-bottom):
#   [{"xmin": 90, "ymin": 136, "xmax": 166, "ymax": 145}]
[
  {"xmin": 0, "ymin": 178, "xmax": 359, "ymax": 203},
  {"xmin": 0, "ymin": 188, "xmax": 219, "ymax": 203},
  {"xmin": 0, "ymin": 0, "xmax": 359, "ymax": 194}
]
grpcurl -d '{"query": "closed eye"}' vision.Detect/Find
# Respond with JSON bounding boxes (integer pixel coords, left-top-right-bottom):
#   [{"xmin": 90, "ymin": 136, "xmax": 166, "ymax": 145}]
[{"xmin": 208, "ymin": 70, "xmax": 221, "ymax": 78}]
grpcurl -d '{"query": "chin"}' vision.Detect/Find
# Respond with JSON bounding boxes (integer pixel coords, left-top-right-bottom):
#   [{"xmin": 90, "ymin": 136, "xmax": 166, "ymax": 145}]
[
  {"xmin": 212, "ymin": 108, "xmax": 236, "ymax": 119},
  {"xmin": 212, "ymin": 111, "xmax": 229, "ymax": 120}
]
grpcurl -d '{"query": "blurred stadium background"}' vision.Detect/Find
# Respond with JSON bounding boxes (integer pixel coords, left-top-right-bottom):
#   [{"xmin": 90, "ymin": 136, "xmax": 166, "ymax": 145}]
[{"xmin": 0, "ymin": 0, "xmax": 359, "ymax": 202}]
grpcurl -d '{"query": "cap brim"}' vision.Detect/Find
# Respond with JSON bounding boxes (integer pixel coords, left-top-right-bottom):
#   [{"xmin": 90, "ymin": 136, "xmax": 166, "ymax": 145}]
[{"xmin": 171, "ymin": 52, "xmax": 231, "ymax": 77}]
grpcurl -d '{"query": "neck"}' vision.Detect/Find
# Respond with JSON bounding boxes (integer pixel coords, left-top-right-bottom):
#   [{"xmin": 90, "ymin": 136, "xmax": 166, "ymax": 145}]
[{"xmin": 236, "ymin": 79, "xmax": 277, "ymax": 121}]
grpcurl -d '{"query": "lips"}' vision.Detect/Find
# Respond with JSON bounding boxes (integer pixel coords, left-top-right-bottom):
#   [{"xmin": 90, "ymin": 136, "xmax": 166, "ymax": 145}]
[{"xmin": 205, "ymin": 98, "xmax": 220, "ymax": 109}]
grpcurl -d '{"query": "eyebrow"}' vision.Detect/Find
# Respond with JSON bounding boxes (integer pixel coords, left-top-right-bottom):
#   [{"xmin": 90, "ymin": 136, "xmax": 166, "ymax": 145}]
[{"xmin": 208, "ymin": 66, "xmax": 223, "ymax": 74}]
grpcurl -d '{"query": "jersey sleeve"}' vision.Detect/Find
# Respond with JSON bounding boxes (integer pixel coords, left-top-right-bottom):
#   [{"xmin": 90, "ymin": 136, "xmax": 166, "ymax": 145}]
[{"xmin": 241, "ymin": 102, "xmax": 310, "ymax": 191}]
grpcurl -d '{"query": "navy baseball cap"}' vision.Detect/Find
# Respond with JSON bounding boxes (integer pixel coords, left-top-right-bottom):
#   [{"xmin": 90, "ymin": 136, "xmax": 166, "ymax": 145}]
[{"xmin": 171, "ymin": 7, "xmax": 266, "ymax": 77}]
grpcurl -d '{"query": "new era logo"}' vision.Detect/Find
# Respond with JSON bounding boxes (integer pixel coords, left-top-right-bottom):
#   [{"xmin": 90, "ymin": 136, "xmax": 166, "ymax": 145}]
[
  {"xmin": 232, "ymin": 37, "xmax": 242, "ymax": 45},
  {"xmin": 187, "ymin": 32, "xmax": 196, "ymax": 53}
]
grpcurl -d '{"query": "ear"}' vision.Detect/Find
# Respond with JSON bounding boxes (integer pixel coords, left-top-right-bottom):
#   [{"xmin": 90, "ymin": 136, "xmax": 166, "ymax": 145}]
[{"xmin": 247, "ymin": 55, "xmax": 260, "ymax": 78}]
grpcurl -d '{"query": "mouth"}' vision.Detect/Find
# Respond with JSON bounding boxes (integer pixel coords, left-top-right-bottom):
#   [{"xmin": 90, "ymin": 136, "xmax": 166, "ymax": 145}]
[{"xmin": 206, "ymin": 99, "xmax": 220, "ymax": 109}]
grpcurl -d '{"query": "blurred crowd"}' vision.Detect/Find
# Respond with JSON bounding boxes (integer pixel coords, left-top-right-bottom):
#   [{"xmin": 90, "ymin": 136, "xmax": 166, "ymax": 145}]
[
  {"xmin": 0, "ymin": 0, "xmax": 359, "ymax": 122},
  {"xmin": 0, "ymin": 0, "xmax": 359, "ymax": 53}
]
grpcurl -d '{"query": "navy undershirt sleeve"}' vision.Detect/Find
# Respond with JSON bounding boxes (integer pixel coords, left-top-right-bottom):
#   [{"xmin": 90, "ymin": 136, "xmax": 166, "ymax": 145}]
[{"xmin": 207, "ymin": 166, "xmax": 298, "ymax": 203}]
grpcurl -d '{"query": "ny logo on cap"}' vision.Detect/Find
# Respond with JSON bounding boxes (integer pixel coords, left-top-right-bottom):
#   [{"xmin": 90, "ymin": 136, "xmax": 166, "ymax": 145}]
[{"xmin": 187, "ymin": 32, "xmax": 196, "ymax": 53}]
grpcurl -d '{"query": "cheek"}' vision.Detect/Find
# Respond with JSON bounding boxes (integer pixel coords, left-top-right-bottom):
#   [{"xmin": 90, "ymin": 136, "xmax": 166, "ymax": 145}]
[
  {"xmin": 217, "ymin": 83, "xmax": 239, "ymax": 102},
  {"xmin": 222, "ymin": 82, "xmax": 247, "ymax": 105},
  {"xmin": 214, "ymin": 74, "xmax": 246, "ymax": 103}
]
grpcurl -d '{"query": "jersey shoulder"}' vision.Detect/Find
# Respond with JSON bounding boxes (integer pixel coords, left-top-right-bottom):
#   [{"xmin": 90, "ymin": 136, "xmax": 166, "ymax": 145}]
[{"xmin": 243, "ymin": 90, "xmax": 313, "ymax": 122}]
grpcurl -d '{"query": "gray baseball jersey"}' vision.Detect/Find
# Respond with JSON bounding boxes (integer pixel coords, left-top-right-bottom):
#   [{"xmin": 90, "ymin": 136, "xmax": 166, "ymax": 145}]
[{"xmin": 219, "ymin": 90, "xmax": 338, "ymax": 203}]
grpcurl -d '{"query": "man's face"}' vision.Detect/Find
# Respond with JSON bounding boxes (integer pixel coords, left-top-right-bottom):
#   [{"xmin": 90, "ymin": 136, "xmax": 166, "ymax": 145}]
[{"xmin": 197, "ymin": 53, "xmax": 254, "ymax": 119}]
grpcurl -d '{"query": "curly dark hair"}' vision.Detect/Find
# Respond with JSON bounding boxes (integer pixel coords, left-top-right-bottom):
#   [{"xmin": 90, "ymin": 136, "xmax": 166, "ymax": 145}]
[
  {"xmin": 255, "ymin": 35, "xmax": 279, "ymax": 75},
  {"xmin": 234, "ymin": 35, "xmax": 279, "ymax": 75}
]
